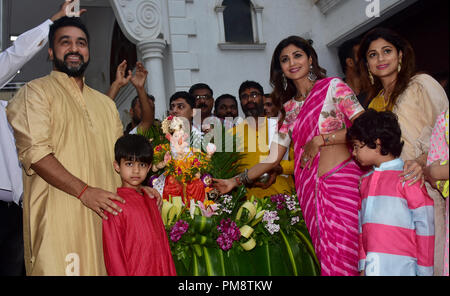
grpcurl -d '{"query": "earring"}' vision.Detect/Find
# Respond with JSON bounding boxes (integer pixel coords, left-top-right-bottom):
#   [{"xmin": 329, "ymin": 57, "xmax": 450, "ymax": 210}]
[
  {"xmin": 282, "ymin": 74, "xmax": 288, "ymax": 90},
  {"xmin": 367, "ymin": 65, "xmax": 374, "ymax": 85},
  {"xmin": 308, "ymin": 65, "xmax": 317, "ymax": 82},
  {"xmin": 398, "ymin": 59, "xmax": 402, "ymax": 73}
]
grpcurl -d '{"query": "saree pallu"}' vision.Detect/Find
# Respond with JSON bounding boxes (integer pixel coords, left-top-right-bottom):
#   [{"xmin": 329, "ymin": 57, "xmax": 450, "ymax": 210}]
[{"xmin": 292, "ymin": 78, "xmax": 364, "ymax": 276}]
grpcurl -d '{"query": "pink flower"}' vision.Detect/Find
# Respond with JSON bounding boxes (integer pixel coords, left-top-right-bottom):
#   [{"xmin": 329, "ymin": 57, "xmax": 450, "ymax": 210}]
[
  {"xmin": 216, "ymin": 218, "xmax": 241, "ymax": 251},
  {"xmin": 164, "ymin": 152, "xmax": 171, "ymax": 163},
  {"xmin": 335, "ymin": 83, "xmax": 353, "ymax": 98},
  {"xmin": 197, "ymin": 201, "xmax": 219, "ymax": 218},
  {"xmin": 321, "ymin": 116, "xmax": 343, "ymax": 133},
  {"xmin": 338, "ymin": 98, "xmax": 356, "ymax": 117},
  {"xmin": 170, "ymin": 220, "xmax": 189, "ymax": 242}
]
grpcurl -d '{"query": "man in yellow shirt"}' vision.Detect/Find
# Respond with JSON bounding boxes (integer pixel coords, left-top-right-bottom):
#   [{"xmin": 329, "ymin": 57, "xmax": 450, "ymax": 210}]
[{"xmin": 232, "ymin": 81, "xmax": 295, "ymax": 199}]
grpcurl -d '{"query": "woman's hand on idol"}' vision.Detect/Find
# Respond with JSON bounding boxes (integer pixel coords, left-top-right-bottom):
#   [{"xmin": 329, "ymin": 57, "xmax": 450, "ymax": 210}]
[{"xmin": 212, "ymin": 178, "xmax": 237, "ymax": 195}]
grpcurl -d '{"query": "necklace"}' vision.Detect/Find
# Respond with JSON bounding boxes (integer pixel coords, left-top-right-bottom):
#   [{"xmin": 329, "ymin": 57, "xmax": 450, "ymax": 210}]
[{"xmin": 295, "ymin": 82, "xmax": 315, "ymax": 100}]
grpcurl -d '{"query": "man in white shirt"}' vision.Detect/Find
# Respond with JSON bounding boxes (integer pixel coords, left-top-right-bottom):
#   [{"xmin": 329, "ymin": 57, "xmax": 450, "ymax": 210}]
[{"xmin": 0, "ymin": 0, "xmax": 85, "ymax": 276}]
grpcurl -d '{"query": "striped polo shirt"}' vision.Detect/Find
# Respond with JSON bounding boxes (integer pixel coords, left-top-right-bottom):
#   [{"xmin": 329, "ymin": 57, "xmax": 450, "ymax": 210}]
[{"xmin": 358, "ymin": 158, "xmax": 435, "ymax": 276}]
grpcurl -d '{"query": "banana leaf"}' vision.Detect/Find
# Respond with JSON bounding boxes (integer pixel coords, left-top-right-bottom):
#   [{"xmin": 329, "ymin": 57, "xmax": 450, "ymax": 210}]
[{"xmin": 172, "ymin": 230, "xmax": 319, "ymax": 276}]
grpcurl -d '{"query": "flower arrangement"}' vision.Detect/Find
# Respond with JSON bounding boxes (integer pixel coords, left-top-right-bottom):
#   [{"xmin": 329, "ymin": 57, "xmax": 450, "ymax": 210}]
[
  {"xmin": 164, "ymin": 150, "xmax": 211, "ymax": 184},
  {"xmin": 163, "ymin": 187, "xmax": 321, "ymax": 276},
  {"xmin": 153, "ymin": 115, "xmax": 319, "ymax": 275},
  {"xmin": 149, "ymin": 115, "xmax": 219, "ymax": 202}
]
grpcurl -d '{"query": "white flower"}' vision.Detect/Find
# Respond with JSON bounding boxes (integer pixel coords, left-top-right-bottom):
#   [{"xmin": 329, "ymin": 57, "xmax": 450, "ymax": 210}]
[
  {"xmin": 170, "ymin": 117, "xmax": 185, "ymax": 132},
  {"xmin": 265, "ymin": 222, "xmax": 280, "ymax": 235},
  {"xmin": 263, "ymin": 211, "xmax": 280, "ymax": 235},
  {"xmin": 290, "ymin": 216, "xmax": 300, "ymax": 225},
  {"xmin": 206, "ymin": 143, "xmax": 217, "ymax": 156}
]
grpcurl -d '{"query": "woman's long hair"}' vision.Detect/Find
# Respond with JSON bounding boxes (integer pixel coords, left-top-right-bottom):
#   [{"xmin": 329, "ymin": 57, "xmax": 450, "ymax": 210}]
[
  {"xmin": 270, "ymin": 36, "xmax": 327, "ymax": 126},
  {"xmin": 357, "ymin": 27, "xmax": 416, "ymax": 111}
]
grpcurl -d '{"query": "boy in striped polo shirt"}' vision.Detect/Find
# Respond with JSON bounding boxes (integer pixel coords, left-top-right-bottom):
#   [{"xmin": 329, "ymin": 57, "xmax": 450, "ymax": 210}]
[{"xmin": 347, "ymin": 109, "xmax": 435, "ymax": 276}]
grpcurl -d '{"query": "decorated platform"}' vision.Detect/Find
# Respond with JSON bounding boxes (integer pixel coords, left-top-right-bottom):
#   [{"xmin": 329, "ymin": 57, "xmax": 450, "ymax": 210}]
[{"xmin": 144, "ymin": 115, "xmax": 320, "ymax": 276}]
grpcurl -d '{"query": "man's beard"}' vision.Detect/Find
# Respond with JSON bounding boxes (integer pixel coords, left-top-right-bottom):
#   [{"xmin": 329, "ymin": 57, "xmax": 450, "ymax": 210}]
[
  {"xmin": 53, "ymin": 52, "xmax": 89, "ymax": 77},
  {"xmin": 242, "ymin": 102, "xmax": 263, "ymax": 118}
]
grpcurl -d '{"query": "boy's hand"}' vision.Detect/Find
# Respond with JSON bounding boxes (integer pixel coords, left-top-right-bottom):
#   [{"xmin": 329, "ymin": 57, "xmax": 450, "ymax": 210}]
[{"xmin": 142, "ymin": 186, "xmax": 162, "ymax": 212}]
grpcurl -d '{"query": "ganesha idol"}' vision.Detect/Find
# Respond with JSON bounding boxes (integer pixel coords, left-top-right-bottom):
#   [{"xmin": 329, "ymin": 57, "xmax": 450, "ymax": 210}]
[{"xmin": 149, "ymin": 116, "xmax": 218, "ymax": 206}]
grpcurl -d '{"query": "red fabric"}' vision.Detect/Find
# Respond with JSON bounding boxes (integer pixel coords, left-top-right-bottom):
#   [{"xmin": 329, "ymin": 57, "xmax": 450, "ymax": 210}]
[
  {"xmin": 102, "ymin": 187, "xmax": 177, "ymax": 276},
  {"xmin": 186, "ymin": 178, "xmax": 206, "ymax": 203},
  {"xmin": 163, "ymin": 175, "xmax": 206, "ymax": 204},
  {"xmin": 163, "ymin": 175, "xmax": 183, "ymax": 201}
]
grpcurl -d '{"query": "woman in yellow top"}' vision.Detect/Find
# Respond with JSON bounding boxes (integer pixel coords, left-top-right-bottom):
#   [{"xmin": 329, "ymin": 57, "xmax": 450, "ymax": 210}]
[{"xmin": 357, "ymin": 27, "xmax": 449, "ymax": 275}]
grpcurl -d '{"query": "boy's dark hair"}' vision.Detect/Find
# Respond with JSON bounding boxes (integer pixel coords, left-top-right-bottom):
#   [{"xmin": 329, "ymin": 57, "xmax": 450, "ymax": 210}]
[
  {"xmin": 49, "ymin": 17, "xmax": 90, "ymax": 50},
  {"xmin": 337, "ymin": 37, "xmax": 361, "ymax": 74},
  {"xmin": 188, "ymin": 83, "xmax": 213, "ymax": 97},
  {"xmin": 114, "ymin": 134, "xmax": 153, "ymax": 164},
  {"xmin": 238, "ymin": 80, "xmax": 264, "ymax": 98},
  {"xmin": 169, "ymin": 91, "xmax": 195, "ymax": 109},
  {"xmin": 347, "ymin": 109, "xmax": 404, "ymax": 157},
  {"xmin": 214, "ymin": 94, "xmax": 237, "ymax": 111}
]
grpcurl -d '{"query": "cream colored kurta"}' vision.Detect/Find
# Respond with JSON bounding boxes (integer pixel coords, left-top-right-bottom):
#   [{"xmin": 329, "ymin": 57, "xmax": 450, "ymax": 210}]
[
  {"xmin": 6, "ymin": 71, "xmax": 123, "ymax": 276},
  {"xmin": 370, "ymin": 73, "xmax": 449, "ymax": 275},
  {"xmin": 394, "ymin": 74, "xmax": 448, "ymax": 276},
  {"xmin": 392, "ymin": 74, "xmax": 449, "ymax": 160}
]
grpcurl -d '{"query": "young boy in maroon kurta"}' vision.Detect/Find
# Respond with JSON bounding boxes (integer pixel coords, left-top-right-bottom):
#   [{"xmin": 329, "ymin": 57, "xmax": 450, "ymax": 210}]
[{"xmin": 103, "ymin": 134, "xmax": 176, "ymax": 276}]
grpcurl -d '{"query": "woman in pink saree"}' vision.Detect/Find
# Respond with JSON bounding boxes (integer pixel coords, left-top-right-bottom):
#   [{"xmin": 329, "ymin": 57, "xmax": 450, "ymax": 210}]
[{"xmin": 213, "ymin": 36, "xmax": 365, "ymax": 275}]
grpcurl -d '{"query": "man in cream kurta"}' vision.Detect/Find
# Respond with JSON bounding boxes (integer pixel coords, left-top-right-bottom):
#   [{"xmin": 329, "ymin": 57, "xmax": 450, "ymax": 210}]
[{"xmin": 7, "ymin": 17, "xmax": 123, "ymax": 275}]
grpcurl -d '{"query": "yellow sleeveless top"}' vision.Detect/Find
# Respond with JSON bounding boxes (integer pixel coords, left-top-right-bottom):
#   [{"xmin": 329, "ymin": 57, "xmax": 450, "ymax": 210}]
[{"xmin": 368, "ymin": 91, "xmax": 389, "ymax": 111}]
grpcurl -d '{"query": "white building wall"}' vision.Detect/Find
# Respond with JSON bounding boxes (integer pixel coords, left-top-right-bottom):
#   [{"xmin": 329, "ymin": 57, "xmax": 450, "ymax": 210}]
[
  {"xmin": 163, "ymin": 0, "xmax": 415, "ymax": 116},
  {"xmin": 2, "ymin": 0, "xmax": 419, "ymax": 123}
]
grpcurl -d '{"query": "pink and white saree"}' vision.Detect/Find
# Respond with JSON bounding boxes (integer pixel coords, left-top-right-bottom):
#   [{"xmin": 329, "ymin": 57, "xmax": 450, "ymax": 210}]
[{"xmin": 291, "ymin": 77, "xmax": 365, "ymax": 276}]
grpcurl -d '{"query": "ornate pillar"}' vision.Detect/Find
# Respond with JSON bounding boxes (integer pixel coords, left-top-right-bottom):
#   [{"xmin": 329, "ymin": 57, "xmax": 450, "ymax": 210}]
[
  {"xmin": 110, "ymin": 0, "xmax": 169, "ymax": 120},
  {"xmin": 138, "ymin": 39, "xmax": 167, "ymax": 119}
]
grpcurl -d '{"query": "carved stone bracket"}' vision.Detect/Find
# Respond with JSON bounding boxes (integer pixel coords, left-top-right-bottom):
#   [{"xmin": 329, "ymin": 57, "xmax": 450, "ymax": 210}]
[{"xmin": 110, "ymin": 0, "xmax": 167, "ymax": 42}]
